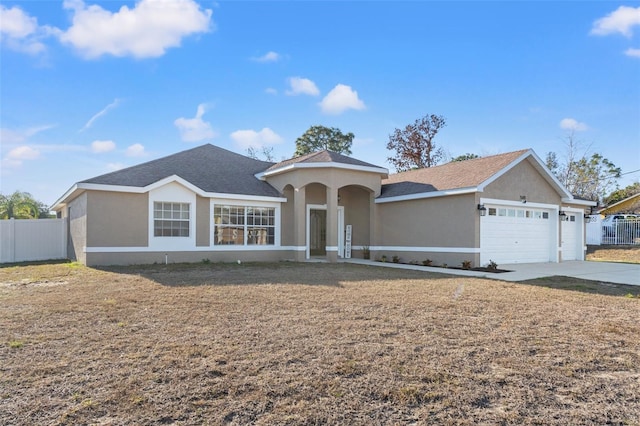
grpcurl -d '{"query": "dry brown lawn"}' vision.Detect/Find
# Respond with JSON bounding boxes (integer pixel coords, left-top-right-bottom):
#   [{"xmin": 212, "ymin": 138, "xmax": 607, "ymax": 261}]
[
  {"xmin": 1, "ymin": 261, "xmax": 639, "ymax": 425},
  {"xmin": 587, "ymin": 245, "xmax": 640, "ymax": 264}
]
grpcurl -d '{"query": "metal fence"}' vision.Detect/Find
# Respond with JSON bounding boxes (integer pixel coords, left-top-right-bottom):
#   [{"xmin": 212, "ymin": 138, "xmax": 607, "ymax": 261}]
[
  {"xmin": 586, "ymin": 216, "xmax": 640, "ymax": 246},
  {"xmin": 0, "ymin": 218, "xmax": 67, "ymax": 263}
]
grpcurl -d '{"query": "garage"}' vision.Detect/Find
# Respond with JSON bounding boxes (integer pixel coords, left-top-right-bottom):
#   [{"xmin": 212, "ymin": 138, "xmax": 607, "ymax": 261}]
[{"xmin": 480, "ymin": 204, "xmax": 555, "ymax": 265}]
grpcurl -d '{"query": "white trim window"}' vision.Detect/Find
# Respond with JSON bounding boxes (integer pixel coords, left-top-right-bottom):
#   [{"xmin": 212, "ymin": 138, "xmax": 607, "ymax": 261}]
[
  {"xmin": 214, "ymin": 205, "xmax": 275, "ymax": 246},
  {"xmin": 153, "ymin": 202, "xmax": 190, "ymax": 237},
  {"xmin": 488, "ymin": 207, "xmax": 549, "ymax": 220}
]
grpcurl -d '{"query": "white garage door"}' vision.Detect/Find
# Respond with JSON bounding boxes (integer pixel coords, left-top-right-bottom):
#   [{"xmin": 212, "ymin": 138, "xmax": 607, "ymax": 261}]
[
  {"xmin": 480, "ymin": 205, "xmax": 553, "ymax": 265},
  {"xmin": 561, "ymin": 213, "xmax": 578, "ymax": 261}
]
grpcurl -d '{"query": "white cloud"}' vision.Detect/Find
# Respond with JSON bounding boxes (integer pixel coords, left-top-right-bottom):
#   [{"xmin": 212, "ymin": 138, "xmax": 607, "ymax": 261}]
[
  {"xmin": 230, "ymin": 128, "xmax": 283, "ymax": 149},
  {"xmin": 252, "ymin": 51, "xmax": 281, "ymax": 62},
  {"xmin": 591, "ymin": 6, "xmax": 640, "ymax": 37},
  {"xmin": 625, "ymin": 47, "xmax": 640, "ymax": 58},
  {"xmin": 2, "ymin": 145, "xmax": 40, "ymax": 168},
  {"xmin": 8, "ymin": 146, "xmax": 40, "ymax": 160},
  {"xmin": 58, "ymin": 0, "xmax": 213, "ymax": 59},
  {"xmin": 174, "ymin": 103, "xmax": 217, "ymax": 142},
  {"xmin": 0, "ymin": 5, "xmax": 51, "ymax": 55},
  {"xmin": 265, "ymin": 87, "xmax": 278, "ymax": 95},
  {"xmin": 0, "ymin": 125, "xmax": 55, "ymax": 144},
  {"xmin": 81, "ymin": 99, "xmax": 121, "ymax": 132},
  {"xmin": 286, "ymin": 77, "xmax": 320, "ymax": 96},
  {"xmin": 319, "ymin": 84, "xmax": 366, "ymax": 115},
  {"xmin": 91, "ymin": 140, "xmax": 116, "ymax": 153},
  {"xmin": 125, "ymin": 143, "xmax": 146, "ymax": 157},
  {"xmin": 559, "ymin": 118, "xmax": 589, "ymax": 132},
  {"xmin": 0, "ymin": 5, "xmax": 37, "ymax": 38}
]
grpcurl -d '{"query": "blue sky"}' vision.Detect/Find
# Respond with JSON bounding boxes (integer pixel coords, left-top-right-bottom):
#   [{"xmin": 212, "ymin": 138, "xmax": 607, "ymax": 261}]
[{"xmin": 1, "ymin": 1, "xmax": 639, "ymax": 206}]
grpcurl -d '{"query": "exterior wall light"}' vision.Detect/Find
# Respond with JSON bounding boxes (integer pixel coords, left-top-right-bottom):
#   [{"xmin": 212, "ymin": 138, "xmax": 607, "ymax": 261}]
[
  {"xmin": 559, "ymin": 210, "xmax": 567, "ymax": 218},
  {"xmin": 520, "ymin": 195, "xmax": 527, "ymax": 203},
  {"xmin": 477, "ymin": 204, "xmax": 487, "ymax": 216}
]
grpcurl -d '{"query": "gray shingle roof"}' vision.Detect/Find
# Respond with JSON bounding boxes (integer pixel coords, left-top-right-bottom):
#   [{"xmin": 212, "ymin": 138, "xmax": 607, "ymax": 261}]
[
  {"xmin": 380, "ymin": 149, "xmax": 529, "ymax": 198},
  {"xmin": 266, "ymin": 150, "xmax": 383, "ymax": 172},
  {"xmin": 81, "ymin": 144, "xmax": 282, "ymax": 197}
]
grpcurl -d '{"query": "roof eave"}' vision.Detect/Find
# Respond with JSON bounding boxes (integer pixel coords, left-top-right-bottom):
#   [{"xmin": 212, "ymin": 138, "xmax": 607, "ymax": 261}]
[
  {"xmin": 562, "ymin": 197, "xmax": 597, "ymax": 207},
  {"xmin": 376, "ymin": 187, "xmax": 479, "ymax": 204},
  {"xmin": 51, "ymin": 183, "xmax": 83, "ymax": 211},
  {"xmin": 256, "ymin": 162, "xmax": 389, "ymax": 180},
  {"xmin": 54, "ymin": 175, "xmax": 287, "ymax": 209}
]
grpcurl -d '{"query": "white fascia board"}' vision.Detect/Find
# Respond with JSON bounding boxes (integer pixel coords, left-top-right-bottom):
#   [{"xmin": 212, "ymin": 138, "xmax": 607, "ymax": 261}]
[
  {"xmin": 57, "ymin": 175, "xmax": 287, "ymax": 204},
  {"xmin": 480, "ymin": 197, "xmax": 560, "ymax": 210},
  {"xmin": 206, "ymin": 193, "xmax": 287, "ymax": 203},
  {"xmin": 375, "ymin": 187, "xmax": 478, "ymax": 204},
  {"xmin": 256, "ymin": 162, "xmax": 389, "ymax": 180},
  {"xmin": 51, "ymin": 184, "xmax": 82, "ymax": 210},
  {"xmin": 562, "ymin": 198, "xmax": 597, "ymax": 207},
  {"xmin": 477, "ymin": 150, "xmax": 573, "ymax": 199}
]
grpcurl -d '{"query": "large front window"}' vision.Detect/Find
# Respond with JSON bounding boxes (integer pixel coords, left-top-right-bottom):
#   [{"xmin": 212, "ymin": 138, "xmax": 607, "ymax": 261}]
[
  {"xmin": 154, "ymin": 202, "xmax": 190, "ymax": 237},
  {"xmin": 214, "ymin": 205, "xmax": 275, "ymax": 245}
]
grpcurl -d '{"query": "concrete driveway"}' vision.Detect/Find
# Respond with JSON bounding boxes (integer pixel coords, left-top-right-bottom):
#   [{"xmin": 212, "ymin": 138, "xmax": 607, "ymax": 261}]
[
  {"xmin": 499, "ymin": 261, "xmax": 640, "ymax": 286},
  {"xmin": 345, "ymin": 259, "xmax": 640, "ymax": 286}
]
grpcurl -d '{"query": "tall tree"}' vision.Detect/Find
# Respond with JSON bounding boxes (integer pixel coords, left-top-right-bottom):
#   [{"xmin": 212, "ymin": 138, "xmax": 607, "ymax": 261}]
[
  {"xmin": 0, "ymin": 191, "xmax": 49, "ymax": 219},
  {"xmin": 386, "ymin": 114, "xmax": 447, "ymax": 171},
  {"xmin": 450, "ymin": 153, "xmax": 480, "ymax": 162},
  {"xmin": 545, "ymin": 133, "xmax": 621, "ymax": 202},
  {"xmin": 604, "ymin": 182, "xmax": 640, "ymax": 206},
  {"xmin": 294, "ymin": 125, "xmax": 354, "ymax": 157},
  {"xmin": 246, "ymin": 146, "xmax": 275, "ymax": 162}
]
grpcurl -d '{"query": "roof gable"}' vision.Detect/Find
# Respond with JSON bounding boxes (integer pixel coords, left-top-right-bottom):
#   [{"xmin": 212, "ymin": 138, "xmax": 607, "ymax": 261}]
[
  {"xmin": 258, "ymin": 150, "xmax": 388, "ymax": 179},
  {"xmin": 80, "ymin": 144, "xmax": 281, "ymax": 198},
  {"xmin": 601, "ymin": 192, "xmax": 640, "ymax": 214},
  {"xmin": 379, "ymin": 149, "xmax": 572, "ymax": 200},
  {"xmin": 267, "ymin": 150, "xmax": 384, "ymax": 171},
  {"xmin": 380, "ymin": 150, "xmax": 528, "ymax": 198}
]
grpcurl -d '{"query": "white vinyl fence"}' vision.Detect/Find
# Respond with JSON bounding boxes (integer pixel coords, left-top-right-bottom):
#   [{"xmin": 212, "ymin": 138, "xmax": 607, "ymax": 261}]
[
  {"xmin": 586, "ymin": 215, "xmax": 640, "ymax": 246},
  {"xmin": 586, "ymin": 215, "xmax": 602, "ymax": 245},
  {"xmin": 0, "ymin": 218, "xmax": 67, "ymax": 263}
]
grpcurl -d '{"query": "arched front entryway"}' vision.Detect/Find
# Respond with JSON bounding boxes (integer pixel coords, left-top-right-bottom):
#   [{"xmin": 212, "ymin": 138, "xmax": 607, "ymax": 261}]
[{"xmin": 262, "ymin": 156, "xmax": 387, "ymax": 262}]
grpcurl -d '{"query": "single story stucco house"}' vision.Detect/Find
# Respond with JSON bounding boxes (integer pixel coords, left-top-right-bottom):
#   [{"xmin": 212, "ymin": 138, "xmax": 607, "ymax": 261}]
[{"xmin": 52, "ymin": 144, "xmax": 595, "ymax": 267}]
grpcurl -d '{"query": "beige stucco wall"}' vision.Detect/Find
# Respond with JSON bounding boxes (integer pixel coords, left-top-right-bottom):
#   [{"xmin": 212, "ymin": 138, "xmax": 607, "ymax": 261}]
[
  {"xmin": 66, "ymin": 192, "xmax": 87, "ymax": 264},
  {"xmin": 196, "ymin": 195, "xmax": 210, "ymax": 247},
  {"xmin": 375, "ymin": 193, "xmax": 477, "ymax": 248},
  {"xmin": 483, "ymin": 159, "xmax": 561, "ymax": 204},
  {"xmin": 280, "ymin": 186, "xmax": 295, "ymax": 246},
  {"xmin": 342, "ymin": 186, "xmax": 371, "ymax": 247},
  {"xmin": 86, "ymin": 191, "xmax": 148, "ymax": 247},
  {"xmin": 305, "ymin": 183, "xmax": 326, "ymax": 204}
]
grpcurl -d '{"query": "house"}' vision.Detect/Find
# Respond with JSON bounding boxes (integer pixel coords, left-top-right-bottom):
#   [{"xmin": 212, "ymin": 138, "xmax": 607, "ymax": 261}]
[
  {"xmin": 599, "ymin": 193, "xmax": 640, "ymax": 215},
  {"xmin": 52, "ymin": 144, "xmax": 595, "ymax": 266}
]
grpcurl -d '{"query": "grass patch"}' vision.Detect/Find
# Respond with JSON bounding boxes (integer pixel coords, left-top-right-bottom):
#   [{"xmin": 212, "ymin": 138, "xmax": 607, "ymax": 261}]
[
  {"xmin": 586, "ymin": 245, "xmax": 640, "ymax": 264},
  {"xmin": 7, "ymin": 340, "xmax": 24, "ymax": 349}
]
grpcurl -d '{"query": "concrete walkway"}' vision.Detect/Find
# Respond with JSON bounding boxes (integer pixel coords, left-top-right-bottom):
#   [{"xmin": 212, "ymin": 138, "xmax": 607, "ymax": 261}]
[{"xmin": 343, "ymin": 258, "xmax": 640, "ymax": 286}]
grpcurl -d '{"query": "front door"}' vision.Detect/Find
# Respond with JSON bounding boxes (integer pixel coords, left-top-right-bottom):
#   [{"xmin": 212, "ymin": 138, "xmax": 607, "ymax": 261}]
[{"xmin": 309, "ymin": 209, "xmax": 326, "ymax": 256}]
